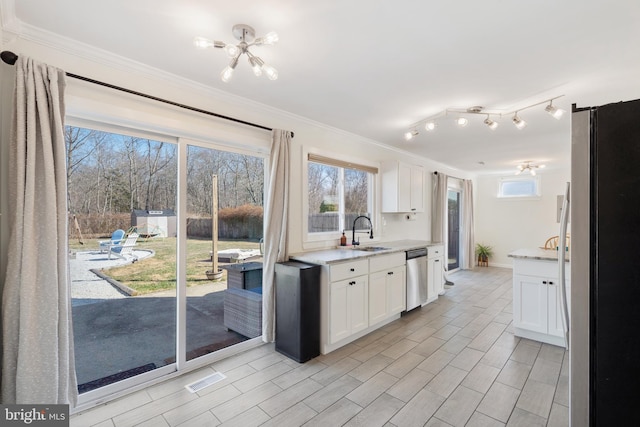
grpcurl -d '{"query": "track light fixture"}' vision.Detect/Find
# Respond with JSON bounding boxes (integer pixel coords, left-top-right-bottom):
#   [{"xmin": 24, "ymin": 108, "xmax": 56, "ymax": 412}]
[
  {"xmin": 194, "ymin": 24, "xmax": 279, "ymax": 83},
  {"xmin": 516, "ymin": 161, "xmax": 545, "ymax": 176},
  {"xmin": 403, "ymin": 95, "xmax": 564, "ymax": 139}
]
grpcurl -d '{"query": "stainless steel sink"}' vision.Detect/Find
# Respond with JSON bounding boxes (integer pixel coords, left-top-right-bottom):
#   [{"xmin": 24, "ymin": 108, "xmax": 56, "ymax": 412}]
[{"xmin": 354, "ymin": 246, "xmax": 390, "ymax": 252}]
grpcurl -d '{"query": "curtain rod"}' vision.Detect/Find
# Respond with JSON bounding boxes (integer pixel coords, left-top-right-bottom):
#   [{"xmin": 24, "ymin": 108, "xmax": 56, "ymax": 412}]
[
  {"xmin": 433, "ymin": 171, "xmax": 464, "ymax": 181},
  {"xmin": 1, "ymin": 50, "xmax": 293, "ymax": 138}
]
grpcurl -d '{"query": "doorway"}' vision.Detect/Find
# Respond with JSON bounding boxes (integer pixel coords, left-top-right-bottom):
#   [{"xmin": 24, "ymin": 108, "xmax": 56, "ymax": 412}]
[{"xmin": 447, "ymin": 189, "xmax": 461, "ymax": 270}]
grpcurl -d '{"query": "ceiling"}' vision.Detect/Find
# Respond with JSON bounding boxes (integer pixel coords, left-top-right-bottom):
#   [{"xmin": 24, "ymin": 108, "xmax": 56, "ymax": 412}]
[{"xmin": 3, "ymin": 0, "xmax": 640, "ymax": 175}]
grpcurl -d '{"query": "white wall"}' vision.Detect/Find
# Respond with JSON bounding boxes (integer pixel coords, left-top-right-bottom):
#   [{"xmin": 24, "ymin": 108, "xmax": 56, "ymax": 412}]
[
  {"xmin": 475, "ymin": 168, "xmax": 570, "ymax": 267},
  {"xmin": 0, "ymin": 38, "xmax": 474, "ymax": 257}
]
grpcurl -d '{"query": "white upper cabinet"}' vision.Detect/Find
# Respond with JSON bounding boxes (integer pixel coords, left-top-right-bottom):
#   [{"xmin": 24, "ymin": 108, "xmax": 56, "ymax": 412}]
[{"xmin": 381, "ymin": 161, "xmax": 424, "ymax": 213}]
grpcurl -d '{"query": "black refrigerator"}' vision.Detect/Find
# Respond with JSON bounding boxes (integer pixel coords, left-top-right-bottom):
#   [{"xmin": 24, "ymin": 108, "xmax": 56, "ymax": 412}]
[{"xmin": 571, "ymin": 99, "xmax": 640, "ymax": 426}]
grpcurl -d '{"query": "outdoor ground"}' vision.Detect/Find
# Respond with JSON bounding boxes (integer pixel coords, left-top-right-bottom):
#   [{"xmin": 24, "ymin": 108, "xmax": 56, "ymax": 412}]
[{"xmin": 69, "ymin": 236, "xmax": 262, "ymax": 390}]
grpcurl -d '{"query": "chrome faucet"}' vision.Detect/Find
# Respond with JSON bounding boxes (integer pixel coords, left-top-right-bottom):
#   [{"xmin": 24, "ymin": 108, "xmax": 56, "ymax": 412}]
[{"xmin": 352, "ymin": 215, "xmax": 373, "ymax": 246}]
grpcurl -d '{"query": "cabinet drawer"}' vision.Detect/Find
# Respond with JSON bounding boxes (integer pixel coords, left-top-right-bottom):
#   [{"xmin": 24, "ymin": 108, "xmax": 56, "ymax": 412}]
[
  {"xmin": 428, "ymin": 245, "xmax": 444, "ymax": 259},
  {"xmin": 513, "ymin": 258, "xmax": 568, "ymax": 278},
  {"xmin": 369, "ymin": 252, "xmax": 405, "ymax": 273},
  {"xmin": 330, "ymin": 259, "xmax": 369, "ymax": 282}
]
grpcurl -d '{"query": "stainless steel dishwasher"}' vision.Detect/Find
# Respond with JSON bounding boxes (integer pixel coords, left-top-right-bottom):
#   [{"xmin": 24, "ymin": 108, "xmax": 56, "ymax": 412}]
[{"xmin": 405, "ymin": 247, "xmax": 428, "ymax": 311}]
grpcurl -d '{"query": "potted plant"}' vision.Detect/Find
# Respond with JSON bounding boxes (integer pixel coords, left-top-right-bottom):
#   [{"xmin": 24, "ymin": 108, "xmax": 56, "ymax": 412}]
[{"xmin": 475, "ymin": 243, "xmax": 493, "ymax": 266}]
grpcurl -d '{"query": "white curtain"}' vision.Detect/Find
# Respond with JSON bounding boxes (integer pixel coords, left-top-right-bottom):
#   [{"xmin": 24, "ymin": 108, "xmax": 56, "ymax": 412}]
[
  {"xmin": 431, "ymin": 172, "xmax": 448, "ymax": 258},
  {"xmin": 1, "ymin": 57, "xmax": 77, "ymax": 404},
  {"xmin": 462, "ymin": 179, "xmax": 475, "ymax": 269},
  {"xmin": 262, "ymin": 129, "xmax": 291, "ymax": 342}
]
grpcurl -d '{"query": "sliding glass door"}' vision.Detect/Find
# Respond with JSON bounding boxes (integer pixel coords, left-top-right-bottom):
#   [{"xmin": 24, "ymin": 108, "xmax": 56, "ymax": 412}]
[
  {"xmin": 447, "ymin": 189, "xmax": 461, "ymax": 271},
  {"xmin": 184, "ymin": 144, "xmax": 264, "ymax": 361},
  {"xmin": 67, "ymin": 125, "xmax": 266, "ymax": 398},
  {"xmin": 68, "ymin": 126, "xmax": 178, "ymax": 393}
]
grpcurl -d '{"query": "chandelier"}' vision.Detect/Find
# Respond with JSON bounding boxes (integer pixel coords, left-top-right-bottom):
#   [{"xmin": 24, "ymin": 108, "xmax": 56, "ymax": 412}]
[
  {"xmin": 516, "ymin": 161, "xmax": 546, "ymax": 176},
  {"xmin": 194, "ymin": 24, "xmax": 279, "ymax": 83}
]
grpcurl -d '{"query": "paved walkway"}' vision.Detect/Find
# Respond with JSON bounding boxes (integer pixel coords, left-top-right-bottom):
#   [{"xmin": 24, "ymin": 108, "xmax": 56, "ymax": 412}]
[{"xmin": 70, "ymin": 249, "xmax": 153, "ymax": 306}]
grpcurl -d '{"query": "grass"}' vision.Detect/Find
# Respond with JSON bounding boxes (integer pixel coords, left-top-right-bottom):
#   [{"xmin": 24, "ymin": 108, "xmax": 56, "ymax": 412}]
[{"xmin": 70, "ymin": 237, "xmax": 261, "ymax": 294}]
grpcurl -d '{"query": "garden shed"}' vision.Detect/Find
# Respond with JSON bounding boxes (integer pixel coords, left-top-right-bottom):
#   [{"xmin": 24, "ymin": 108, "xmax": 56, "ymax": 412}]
[{"xmin": 131, "ymin": 209, "xmax": 176, "ymax": 238}]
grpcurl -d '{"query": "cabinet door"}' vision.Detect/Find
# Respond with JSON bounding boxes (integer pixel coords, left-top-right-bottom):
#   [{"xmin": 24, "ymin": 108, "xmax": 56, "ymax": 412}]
[
  {"xmin": 387, "ymin": 266, "xmax": 406, "ymax": 315},
  {"xmin": 410, "ymin": 165, "xmax": 424, "ymax": 212},
  {"xmin": 398, "ymin": 163, "xmax": 412, "ymax": 212},
  {"xmin": 433, "ymin": 257, "xmax": 444, "ymax": 295},
  {"xmin": 427, "ymin": 257, "xmax": 437, "ymax": 301},
  {"xmin": 350, "ymin": 276, "xmax": 369, "ymax": 334},
  {"xmin": 548, "ymin": 277, "xmax": 571, "ymax": 338},
  {"xmin": 513, "ymin": 274, "xmax": 547, "ymax": 334},
  {"xmin": 369, "ymin": 271, "xmax": 388, "ymax": 324},
  {"xmin": 329, "ymin": 279, "xmax": 351, "ymax": 344}
]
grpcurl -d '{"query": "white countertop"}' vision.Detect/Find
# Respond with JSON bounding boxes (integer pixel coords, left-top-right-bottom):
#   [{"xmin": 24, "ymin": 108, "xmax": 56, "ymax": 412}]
[
  {"xmin": 508, "ymin": 248, "xmax": 570, "ymax": 262},
  {"xmin": 289, "ymin": 240, "xmax": 442, "ymax": 265}
]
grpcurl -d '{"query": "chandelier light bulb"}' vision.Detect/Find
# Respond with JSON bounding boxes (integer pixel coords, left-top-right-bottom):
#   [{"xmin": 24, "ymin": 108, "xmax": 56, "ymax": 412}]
[
  {"xmin": 456, "ymin": 117, "xmax": 469, "ymax": 127},
  {"xmin": 248, "ymin": 55, "xmax": 264, "ymax": 76},
  {"xmin": 530, "ymin": 168, "xmax": 536, "ymax": 176},
  {"xmin": 256, "ymin": 31, "xmax": 279, "ymax": 45},
  {"xmin": 512, "ymin": 113, "xmax": 527, "ymax": 130},
  {"xmin": 224, "ymin": 44, "xmax": 240, "ymax": 57},
  {"xmin": 193, "ymin": 36, "xmax": 215, "ymax": 49},
  {"xmin": 262, "ymin": 64, "xmax": 278, "ymax": 80},
  {"xmin": 220, "ymin": 66, "xmax": 235, "ymax": 83},
  {"xmin": 425, "ymin": 121, "xmax": 437, "ymax": 131},
  {"xmin": 220, "ymin": 56, "xmax": 239, "ymax": 83}
]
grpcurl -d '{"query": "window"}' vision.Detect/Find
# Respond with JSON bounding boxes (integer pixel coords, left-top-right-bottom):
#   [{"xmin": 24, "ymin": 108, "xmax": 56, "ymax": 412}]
[
  {"xmin": 498, "ymin": 176, "xmax": 541, "ymax": 198},
  {"xmin": 307, "ymin": 154, "xmax": 376, "ymax": 235}
]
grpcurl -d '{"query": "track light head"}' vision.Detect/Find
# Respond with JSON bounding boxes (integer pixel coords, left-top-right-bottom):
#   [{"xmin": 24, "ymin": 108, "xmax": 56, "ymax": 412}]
[
  {"xmin": 512, "ymin": 113, "xmax": 527, "ymax": 130},
  {"xmin": 545, "ymin": 101, "xmax": 565, "ymax": 119},
  {"xmin": 484, "ymin": 116, "xmax": 499, "ymax": 130},
  {"xmin": 456, "ymin": 117, "xmax": 469, "ymax": 127},
  {"xmin": 425, "ymin": 121, "xmax": 437, "ymax": 131},
  {"xmin": 404, "ymin": 129, "xmax": 419, "ymax": 141}
]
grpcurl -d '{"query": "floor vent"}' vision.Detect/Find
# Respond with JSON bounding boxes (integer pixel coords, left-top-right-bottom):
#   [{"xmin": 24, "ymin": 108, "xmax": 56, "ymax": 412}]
[{"xmin": 185, "ymin": 372, "xmax": 227, "ymax": 393}]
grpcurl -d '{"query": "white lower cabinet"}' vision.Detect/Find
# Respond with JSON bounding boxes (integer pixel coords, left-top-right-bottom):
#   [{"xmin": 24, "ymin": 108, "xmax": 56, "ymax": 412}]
[
  {"xmin": 329, "ymin": 276, "xmax": 368, "ymax": 344},
  {"xmin": 321, "ymin": 252, "xmax": 406, "ymax": 354},
  {"xmin": 427, "ymin": 245, "xmax": 444, "ymax": 302},
  {"xmin": 369, "ymin": 253, "xmax": 406, "ymax": 325},
  {"xmin": 512, "ymin": 258, "xmax": 570, "ymax": 347}
]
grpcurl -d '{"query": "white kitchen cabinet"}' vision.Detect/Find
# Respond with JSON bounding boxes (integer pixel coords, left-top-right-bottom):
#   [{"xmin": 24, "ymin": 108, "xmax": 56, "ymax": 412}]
[
  {"xmin": 381, "ymin": 161, "xmax": 424, "ymax": 213},
  {"xmin": 427, "ymin": 244, "xmax": 445, "ymax": 303},
  {"xmin": 329, "ymin": 276, "xmax": 368, "ymax": 344},
  {"xmin": 368, "ymin": 252, "xmax": 406, "ymax": 325},
  {"xmin": 512, "ymin": 257, "xmax": 570, "ymax": 347},
  {"xmin": 323, "ymin": 258, "xmax": 369, "ymax": 347}
]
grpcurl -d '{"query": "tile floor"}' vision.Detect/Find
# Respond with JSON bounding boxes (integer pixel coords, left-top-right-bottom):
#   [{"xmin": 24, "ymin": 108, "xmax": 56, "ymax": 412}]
[{"xmin": 71, "ymin": 266, "xmax": 569, "ymax": 427}]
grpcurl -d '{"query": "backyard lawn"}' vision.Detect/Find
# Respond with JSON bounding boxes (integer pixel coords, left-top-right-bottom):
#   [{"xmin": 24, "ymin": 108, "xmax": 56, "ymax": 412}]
[{"xmin": 69, "ymin": 237, "xmax": 261, "ymax": 294}]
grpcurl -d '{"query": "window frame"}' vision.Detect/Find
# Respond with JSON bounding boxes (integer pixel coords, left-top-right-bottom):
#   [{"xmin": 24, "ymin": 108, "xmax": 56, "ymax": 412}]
[
  {"xmin": 497, "ymin": 175, "xmax": 542, "ymax": 199},
  {"xmin": 303, "ymin": 148, "xmax": 378, "ymax": 245}
]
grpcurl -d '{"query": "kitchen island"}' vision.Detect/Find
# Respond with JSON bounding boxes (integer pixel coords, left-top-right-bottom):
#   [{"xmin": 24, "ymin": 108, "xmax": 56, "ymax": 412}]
[
  {"xmin": 290, "ymin": 240, "xmax": 442, "ymax": 354},
  {"xmin": 509, "ymin": 248, "xmax": 570, "ymax": 347}
]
